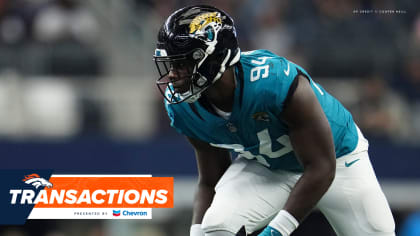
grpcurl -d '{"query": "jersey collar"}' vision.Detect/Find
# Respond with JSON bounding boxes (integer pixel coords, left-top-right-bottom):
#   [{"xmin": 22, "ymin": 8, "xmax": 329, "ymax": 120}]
[{"xmin": 191, "ymin": 62, "xmax": 244, "ymax": 124}]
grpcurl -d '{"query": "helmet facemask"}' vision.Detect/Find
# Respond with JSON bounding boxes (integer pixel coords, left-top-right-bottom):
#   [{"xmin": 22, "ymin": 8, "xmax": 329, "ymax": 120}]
[{"xmin": 154, "ymin": 48, "xmax": 210, "ymax": 104}]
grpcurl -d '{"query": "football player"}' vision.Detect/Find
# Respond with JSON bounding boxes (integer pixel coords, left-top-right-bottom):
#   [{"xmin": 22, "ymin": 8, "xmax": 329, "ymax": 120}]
[{"xmin": 153, "ymin": 5, "xmax": 395, "ymax": 236}]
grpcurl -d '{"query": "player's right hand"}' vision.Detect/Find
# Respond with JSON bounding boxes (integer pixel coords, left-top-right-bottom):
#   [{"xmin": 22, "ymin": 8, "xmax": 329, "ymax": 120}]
[{"xmin": 257, "ymin": 226, "xmax": 282, "ymax": 236}]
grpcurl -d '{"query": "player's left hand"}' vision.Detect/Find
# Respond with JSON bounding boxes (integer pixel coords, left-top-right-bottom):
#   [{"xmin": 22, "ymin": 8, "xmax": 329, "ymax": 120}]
[{"xmin": 258, "ymin": 226, "xmax": 282, "ymax": 236}]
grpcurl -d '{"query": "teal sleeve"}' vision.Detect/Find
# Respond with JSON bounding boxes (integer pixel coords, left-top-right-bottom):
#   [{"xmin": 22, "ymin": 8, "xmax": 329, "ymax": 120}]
[
  {"xmin": 268, "ymin": 59, "xmax": 302, "ymax": 114},
  {"xmin": 164, "ymin": 101, "xmax": 188, "ymax": 136},
  {"xmin": 164, "ymin": 100, "xmax": 199, "ymax": 139}
]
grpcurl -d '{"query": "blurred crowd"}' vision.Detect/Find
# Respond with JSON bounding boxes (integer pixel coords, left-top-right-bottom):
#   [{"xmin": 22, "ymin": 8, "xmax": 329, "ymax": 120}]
[{"xmin": 0, "ymin": 0, "xmax": 418, "ymax": 145}]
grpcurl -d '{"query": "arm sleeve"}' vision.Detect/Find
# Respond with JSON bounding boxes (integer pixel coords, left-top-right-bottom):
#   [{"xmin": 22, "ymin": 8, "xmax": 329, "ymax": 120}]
[{"xmin": 269, "ymin": 59, "xmax": 304, "ymax": 114}]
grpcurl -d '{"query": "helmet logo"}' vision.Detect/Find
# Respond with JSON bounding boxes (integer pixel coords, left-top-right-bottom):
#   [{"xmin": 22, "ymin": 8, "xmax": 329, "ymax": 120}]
[{"xmin": 189, "ymin": 12, "xmax": 222, "ymax": 41}]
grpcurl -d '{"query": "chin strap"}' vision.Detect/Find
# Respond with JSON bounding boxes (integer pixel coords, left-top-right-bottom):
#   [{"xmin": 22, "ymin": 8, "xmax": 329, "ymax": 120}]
[
  {"xmin": 182, "ymin": 47, "xmax": 241, "ymax": 104},
  {"xmin": 229, "ymin": 48, "xmax": 241, "ymax": 66},
  {"xmin": 212, "ymin": 49, "xmax": 231, "ymax": 83}
]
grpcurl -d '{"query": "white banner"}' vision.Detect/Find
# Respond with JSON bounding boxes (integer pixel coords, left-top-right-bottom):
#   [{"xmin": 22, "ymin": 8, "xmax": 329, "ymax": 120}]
[{"xmin": 28, "ymin": 208, "xmax": 152, "ymax": 219}]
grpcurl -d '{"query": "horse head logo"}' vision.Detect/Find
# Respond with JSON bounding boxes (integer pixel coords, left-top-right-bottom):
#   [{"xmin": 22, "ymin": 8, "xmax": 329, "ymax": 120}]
[{"xmin": 22, "ymin": 173, "xmax": 53, "ymax": 189}]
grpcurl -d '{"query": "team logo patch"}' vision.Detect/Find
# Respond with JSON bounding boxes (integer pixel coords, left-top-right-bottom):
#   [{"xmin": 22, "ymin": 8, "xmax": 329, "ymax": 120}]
[
  {"xmin": 252, "ymin": 112, "xmax": 270, "ymax": 122},
  {"xmin": 22, "ymin": 173, "xmax": 53, "ymax": 189}
]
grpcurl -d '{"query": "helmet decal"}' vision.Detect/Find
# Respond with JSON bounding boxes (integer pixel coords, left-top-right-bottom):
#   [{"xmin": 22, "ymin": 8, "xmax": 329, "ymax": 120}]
[
  {"xmin": 189, "ymin": 12, "xmax": 222, "ymax": 35},
  {"xmin": 154, "ymin": 49, "xmax": 168, "ymax": 57}
]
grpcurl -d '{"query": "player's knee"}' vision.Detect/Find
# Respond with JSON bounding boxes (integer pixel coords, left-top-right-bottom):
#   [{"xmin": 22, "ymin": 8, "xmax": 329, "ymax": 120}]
[
  {"xmin": 201, "ymin": 204, "xmax": 241, "ymax": 234},
  {"xmin": 363, "ymin": 189, "xmax": 395, "ymax": 233},
  {"xmin": 366, "ymin": 211, "xmax": 395, "ymax": 234}
]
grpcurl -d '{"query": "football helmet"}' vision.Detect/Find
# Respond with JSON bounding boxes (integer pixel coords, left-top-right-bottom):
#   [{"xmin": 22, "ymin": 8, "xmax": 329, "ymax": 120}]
[{"xmin": 153, "ymin": 5, "xmax": 240, "ymax": 104}]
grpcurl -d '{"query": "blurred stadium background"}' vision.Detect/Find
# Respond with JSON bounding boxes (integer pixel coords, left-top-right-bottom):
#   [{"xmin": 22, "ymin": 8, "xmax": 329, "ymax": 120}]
[{"xmin": 1, "ymin": 0, "xmax": 419, "ymax": 235}]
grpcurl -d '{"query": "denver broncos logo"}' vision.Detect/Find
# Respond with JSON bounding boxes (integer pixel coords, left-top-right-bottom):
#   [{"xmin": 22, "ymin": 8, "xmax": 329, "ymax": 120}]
[
  {"xmin": 22, "ymin": 173, "xmax": 53, "ymax": 189},
  {"xmin": 189, "ymin": 12, "xmax": 222, "ymax": 35}
]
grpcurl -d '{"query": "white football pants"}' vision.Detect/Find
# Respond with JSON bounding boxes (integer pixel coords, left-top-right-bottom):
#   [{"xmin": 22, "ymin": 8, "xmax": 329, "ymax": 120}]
[{"xmin": 201, "ymin": 130, "xmax": 395, "ymax": 236}]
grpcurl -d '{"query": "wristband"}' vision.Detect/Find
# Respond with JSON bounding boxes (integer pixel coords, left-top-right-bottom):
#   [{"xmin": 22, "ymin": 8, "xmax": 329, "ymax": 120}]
[
  {"xmin": 190, "ymin": 224, "xmax": 205, "ymax": 236},
  {"xmin": 268, "ymin": 210, "xmax": 299, "ymax": 236}
]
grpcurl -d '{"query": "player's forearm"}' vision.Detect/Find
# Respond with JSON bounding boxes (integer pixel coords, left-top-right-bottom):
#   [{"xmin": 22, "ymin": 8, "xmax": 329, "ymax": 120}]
[
  {"xmin": 191, "ymin": 183, "xmax": 216, "ymax": 224},
  {"xmin": 283, "ymin": 162, "xmax": 335, "ymax": 222}
]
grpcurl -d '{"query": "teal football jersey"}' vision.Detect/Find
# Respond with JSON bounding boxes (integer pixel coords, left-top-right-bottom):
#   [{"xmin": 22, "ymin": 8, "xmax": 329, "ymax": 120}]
[{"xmin": 165, "ymin": 50, "xmax": 358, "ymax": 171}]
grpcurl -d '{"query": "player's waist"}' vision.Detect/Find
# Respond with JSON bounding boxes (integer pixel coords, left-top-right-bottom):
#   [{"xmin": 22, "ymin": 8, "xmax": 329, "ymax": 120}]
[{"xmin": 336, "ymin": 124, "xmax": 368, "ymax": 158}]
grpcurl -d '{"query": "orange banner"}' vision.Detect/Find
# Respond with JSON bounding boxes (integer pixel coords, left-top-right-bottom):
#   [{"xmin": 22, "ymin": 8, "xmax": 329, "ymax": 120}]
[{"xmin": 33, "ymin": 175, "xmax": 173, "ymax": 208}]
